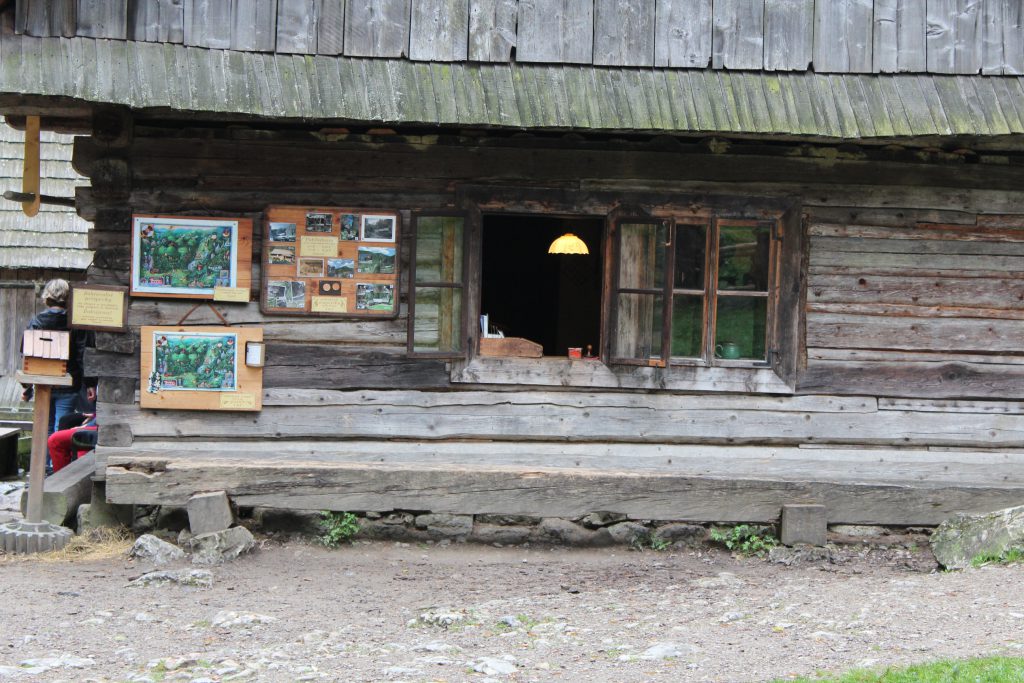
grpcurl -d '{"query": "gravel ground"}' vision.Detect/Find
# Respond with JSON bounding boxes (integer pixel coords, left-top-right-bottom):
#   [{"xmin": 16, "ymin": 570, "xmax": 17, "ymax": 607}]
[{"xmin": 0, "ymin": 535, "xmax": 1022, "ymax": 682}]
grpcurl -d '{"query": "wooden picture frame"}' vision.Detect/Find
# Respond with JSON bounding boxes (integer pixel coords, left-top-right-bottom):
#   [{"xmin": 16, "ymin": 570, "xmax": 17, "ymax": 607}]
[
  {"xmin": 68, "ymin": 284, "xmax": 129, "ymax": 332},
  {"xmin": 131, "ymin": 215, "xmax": 253, "ymax": 300},
  {"xmin": 261, "ymin": 205, "xmax": 400, "ymax": 319},
  {"xmin": 140, "ymin": 326, "xmax": 263, "ymax": 411}
]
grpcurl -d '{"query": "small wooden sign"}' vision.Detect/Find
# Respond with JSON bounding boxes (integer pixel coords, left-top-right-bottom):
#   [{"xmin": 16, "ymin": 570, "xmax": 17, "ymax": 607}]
[{"xmin": 69, "ymin": 285, "xmax": 128, "ymax": 332}]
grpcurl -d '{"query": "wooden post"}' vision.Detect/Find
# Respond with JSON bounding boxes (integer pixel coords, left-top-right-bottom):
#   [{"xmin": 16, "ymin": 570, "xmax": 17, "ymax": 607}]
[
  {"xmin": 21, "ymin": 115, "xmax": 41, "ymax": 218},
  {"xmin": 24, "ymin": 384, "xmax": 51, "ymax": 523}
]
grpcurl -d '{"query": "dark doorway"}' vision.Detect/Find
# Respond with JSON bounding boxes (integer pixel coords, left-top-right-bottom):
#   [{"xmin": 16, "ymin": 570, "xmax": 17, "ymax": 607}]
[{"xmin": 481, "ymin": 215, "xmax": 603, "ymax": 357}]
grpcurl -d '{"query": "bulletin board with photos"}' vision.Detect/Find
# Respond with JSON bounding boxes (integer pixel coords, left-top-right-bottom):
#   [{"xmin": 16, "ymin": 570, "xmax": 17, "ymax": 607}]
[{"xmin": 261, "ymin": 205, "xmax": 400, "ymax": 318}]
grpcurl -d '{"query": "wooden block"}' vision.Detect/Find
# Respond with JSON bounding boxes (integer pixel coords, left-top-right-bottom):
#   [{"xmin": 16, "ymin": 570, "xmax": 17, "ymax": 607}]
[
  {"xmin": 479, "ymin": 337, "xmax": 543, "ymax": 358},
  {"xmin": 22, "ymin": 357, "xmax": 67, "ymax": 377},
  {"xmin": 14, "ymin": 371, "xmax": 73, "ymax": 387}
]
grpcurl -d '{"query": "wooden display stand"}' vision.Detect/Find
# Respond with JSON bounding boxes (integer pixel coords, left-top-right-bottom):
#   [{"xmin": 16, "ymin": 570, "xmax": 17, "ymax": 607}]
[{"xmin": 140, "ymin": 326, "xmax": 264, "ymax": 412}]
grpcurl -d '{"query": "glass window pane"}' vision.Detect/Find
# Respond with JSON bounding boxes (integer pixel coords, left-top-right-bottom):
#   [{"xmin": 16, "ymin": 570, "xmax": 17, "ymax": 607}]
[
  {"xmin": 714, "ymin": 297, "xmax": 767, "ymax": 361},
  {"xmin": 612, "ymin": 293, "xmax": 663, "ymax": 360},
  {"xmin": 718, "ymin": 224, "xmax": 771, "ymax": 291},
  {"xmin": 618, "ymin": 223, "xmax": 666, "ymax": 290},
  {"xmin": 674, "ymin": 223, "xmax": 707, "ymax": 290},
  {"xmin": 412, "ymin": 287, "xmax": 462, "ymax": 353},
  {"xmin": 671, "ymin": 295, "xmax": 704, "ymax": 358},
  {"xmin": 415, "ymin": 216, "xmax": 464, "ymax": 284}
]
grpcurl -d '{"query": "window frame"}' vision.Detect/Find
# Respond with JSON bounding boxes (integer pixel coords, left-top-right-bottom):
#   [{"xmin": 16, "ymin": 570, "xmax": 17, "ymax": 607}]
[
  {"xmin": 609, "ymin": 214, "xmax": 782, "ymax": 369},
  {"xmin": 406, "ymin": 211, "xmax": 470, "ymax": 359}
]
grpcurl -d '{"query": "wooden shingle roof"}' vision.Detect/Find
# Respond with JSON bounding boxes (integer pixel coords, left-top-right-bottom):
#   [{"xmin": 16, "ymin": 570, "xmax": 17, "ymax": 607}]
[
  {"xmin": 3, "ymin": 32, "xmax": 1024, "ymax": 141},
  {"xmin": 0, "ymin": 119, "xmax": 91, "ymax": 271}
]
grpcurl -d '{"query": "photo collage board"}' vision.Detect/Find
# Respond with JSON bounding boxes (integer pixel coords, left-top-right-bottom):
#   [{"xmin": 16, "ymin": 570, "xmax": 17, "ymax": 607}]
[{"xmin": 261, "ymin": 205, "xmax": 400, "ymax": 318}]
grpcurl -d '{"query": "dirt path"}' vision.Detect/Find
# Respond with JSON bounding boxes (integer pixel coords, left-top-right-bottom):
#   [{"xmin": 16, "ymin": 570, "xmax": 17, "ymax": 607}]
[{"xmin": 0, "ymin": 539, "xmax": 1021, "ymax": 682}]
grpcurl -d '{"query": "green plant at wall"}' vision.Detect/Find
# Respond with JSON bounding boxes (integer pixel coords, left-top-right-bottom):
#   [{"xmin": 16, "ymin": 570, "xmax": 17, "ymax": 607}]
[
  {"xmin": 709, "ymin": 524, "xmax": 778, "ymax": 556},
  {"xmin": 318, "ymin": 511, "xmax": 360, "ymax": 547},
  {"xmin": 970, "ymin": 547, "xmax": 1024, "ymax": 568}
]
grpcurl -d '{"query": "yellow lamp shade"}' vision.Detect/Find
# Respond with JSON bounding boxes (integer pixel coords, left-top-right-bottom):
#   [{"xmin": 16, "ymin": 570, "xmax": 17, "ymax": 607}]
[{"xmin": 547, "ymin": 233, "xmax": 589, "ymax": 255}]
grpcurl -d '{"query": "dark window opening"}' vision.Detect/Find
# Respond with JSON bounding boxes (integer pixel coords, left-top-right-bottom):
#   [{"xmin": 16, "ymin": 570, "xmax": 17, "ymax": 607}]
[{"xmin": 481, "ymin": 215, "xmax": 604, "ymax": 357}]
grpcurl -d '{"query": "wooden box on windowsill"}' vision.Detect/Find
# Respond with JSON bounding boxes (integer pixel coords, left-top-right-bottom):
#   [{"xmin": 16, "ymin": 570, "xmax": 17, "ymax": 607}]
[{"xmin": 479, "ymin": 337, "xmax": 543, "ymax": 358}]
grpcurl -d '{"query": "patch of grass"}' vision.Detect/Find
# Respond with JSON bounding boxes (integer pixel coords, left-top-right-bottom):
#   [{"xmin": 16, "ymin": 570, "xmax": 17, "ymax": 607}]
[
  {"xmin": 971, "ymin": 547, "xmax": 1024, "ymax": 568},
  {"xmin": 709, "ymin": 524, "xmax": 778, "ymax": 557},
  {"xmin": 772, "ymin": 656, "xmax": 1024, "ymax": 682},
  {"xmin": 631, "ymin": 531, "xmax": 671, "ymax": 552},
  {"xmin": 318, "ymin": 511, "xmax": 360, "ymax": 548}
]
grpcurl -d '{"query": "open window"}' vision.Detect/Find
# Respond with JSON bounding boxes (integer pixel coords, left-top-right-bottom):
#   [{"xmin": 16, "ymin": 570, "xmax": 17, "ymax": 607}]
[{"xmin": 610, "ymin": 216, "xmax": 781, "ymax": 368}]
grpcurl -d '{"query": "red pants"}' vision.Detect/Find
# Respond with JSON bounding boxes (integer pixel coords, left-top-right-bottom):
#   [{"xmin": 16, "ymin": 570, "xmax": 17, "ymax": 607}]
[{"xmin": 47, "ymin": 425, "xmax": 97, "ymax": 474}]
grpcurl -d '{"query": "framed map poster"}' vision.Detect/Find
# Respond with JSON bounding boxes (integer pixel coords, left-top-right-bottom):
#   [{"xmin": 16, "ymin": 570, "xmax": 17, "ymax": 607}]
[
  {"xmin": 261, "ymin": 205, "xmax": 399, "ymax": 319},
  {"xmin": 131, "ymin": 215, "xmax": 253, "ymax": 299},
  {"xmin": 140, "ymin": 325, "xmax": 263, "ymax": 411}
]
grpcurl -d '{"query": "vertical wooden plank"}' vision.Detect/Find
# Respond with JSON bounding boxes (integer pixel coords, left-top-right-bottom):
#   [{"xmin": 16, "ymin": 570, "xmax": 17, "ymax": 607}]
[
  {"xmin": 50, "ymin": 0, "xmax": 77, "ymax": 37},
  {"xmin": 277, "ymin": 0, "xmax": 318, "ymax": 53},
  {"xmin": 953, "ymin": 0, "xmax": 982, "ymax": 73},
  {"xmin": 764, "ymin": 0, "xmax": 812, "ymax": 71},
  {"xmin": 927, "ymin": 0, "xmax": 980, "ymax": 74},
  {"xmin": 654, "ymin": 0, "xmax": 711, "ymax": 67},
  {"xmin": 345, "ymin": 0, "xmax": 412, "ymax": 57},
  {"xmin": 712, "ymin": 0, "xmax": 764, "ymax": 70},
  {"xmin": 593, "ymin": 0, "xmax": 655, "ymax": 66},
  {"xmin": 410, "ymin": 0, "xmax": 469, "ymax": 61},
  {"xmin": 231, "ymin": 0, "xmax": 278, "ymax": 51},
  {"xmin": 469, "ymin": 0, "xmax": 517, "ymax": 61},
  {"xmin": 813, "ymin": 0, "xmax": 873, "ymax": 73},
  {"xmin": 130, "ymin": 0, "xmax": 186, "ymax": 43},
  {"xmin": 317, "ymin": 0, "xmax": 346, "ymax": 55},
  {"xmin": 873, "ymin": 0, "xmax": 899, "ymax": 72},
  {"xmin": 875, "ymin": 0, "xmax": 927, "ymax": 72},
  {"xmin": 517, "ymin": 0, "xmax": 594, "ymax": 64},
  {"xmin": 896, "ymin": 0, "xmax": 926, "ymax": 71},
  {"xmin": 999, "ymin": 0, "xmax": 1024, "ymax": 75},
  {"xmin": 981, "ymin": 0, "xmax": 1002, "ymax": 74},
  {"xmin": 78, "ymin": 0, "xmax": 129, "ymax": 39},
  {"xmin": 184, "ymin": 0, "xmax": 231, "ymax": 48}
]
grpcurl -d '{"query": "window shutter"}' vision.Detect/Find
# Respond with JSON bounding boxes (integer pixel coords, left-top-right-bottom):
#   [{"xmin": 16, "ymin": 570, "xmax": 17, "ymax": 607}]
[{"xmin": 408, "ymin": 213, "xmax": 467, "ymax": 358}]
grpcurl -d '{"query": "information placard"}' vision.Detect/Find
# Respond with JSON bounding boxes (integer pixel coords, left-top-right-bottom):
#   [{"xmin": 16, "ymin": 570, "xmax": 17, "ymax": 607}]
[{"xmin": 68, "ymin": 285, "xmax": 128, "ymax": 332}]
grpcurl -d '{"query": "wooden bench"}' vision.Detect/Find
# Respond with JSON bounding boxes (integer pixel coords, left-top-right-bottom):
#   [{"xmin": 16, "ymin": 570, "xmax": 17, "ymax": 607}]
[{"xmin": 0, "ymin": 427, "xmax": 20, "ymax": 479}]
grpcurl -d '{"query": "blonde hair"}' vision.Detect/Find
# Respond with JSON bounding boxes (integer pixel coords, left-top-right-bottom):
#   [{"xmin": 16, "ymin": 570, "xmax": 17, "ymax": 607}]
[{"xmin": 41, "ymin": 279, "xmax": 69, "ymax": 308}]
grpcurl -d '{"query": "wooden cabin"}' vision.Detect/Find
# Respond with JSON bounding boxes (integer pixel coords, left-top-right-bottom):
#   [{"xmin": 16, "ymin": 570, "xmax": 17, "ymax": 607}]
[{"xmin": 1, "ymin": 0, "xmax": 1023, "ymax": 526}]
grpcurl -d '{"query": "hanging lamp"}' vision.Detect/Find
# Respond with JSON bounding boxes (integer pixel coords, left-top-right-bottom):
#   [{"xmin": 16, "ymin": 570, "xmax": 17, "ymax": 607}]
[{"xmin": 547, "ymin": 233, "xmax": 589, "ymax": 255}]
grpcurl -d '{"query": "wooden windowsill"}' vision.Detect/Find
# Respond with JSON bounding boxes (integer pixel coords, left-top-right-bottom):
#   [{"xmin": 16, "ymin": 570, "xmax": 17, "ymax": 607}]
[{"xmin": 451, "ymin": 356, "xmax": 794, "ymax": 394}]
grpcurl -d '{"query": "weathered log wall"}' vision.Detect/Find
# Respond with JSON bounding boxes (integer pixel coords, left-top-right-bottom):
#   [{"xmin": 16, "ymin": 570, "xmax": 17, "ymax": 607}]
[{"xmin": 75, "ymin": 123, "xmax": 1024, "ymax": 509}]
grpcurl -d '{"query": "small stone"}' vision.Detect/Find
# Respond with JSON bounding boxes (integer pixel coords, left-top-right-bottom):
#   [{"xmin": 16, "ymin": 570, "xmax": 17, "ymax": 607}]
[
  {"xmin": 639, "ymin": 643, "xmax": 693, "ymax": 660},
  {"xmin": 533, "ymin": 518, "xmax": 611, "ymax": 546},
  {"xmin": 211, "ymin": 611, "xmax": 276, "ymax": 628},
  {"xmin": 830, "ymin": 524, "xmax": 885, "ymax": 538},
  {"xmin": 719, "ymin": 612, "xmax": 745, "ymax": 623},
  {"xmin": 384, "ymin": 666, "xmax": 422, "ymax": 676},
  {"xmin": 498, "ymin": 615, "xmax": 520, "ymax": 629},
  {"xmin": 412, "ymin": 641, "xmax": 460, "ymax": 653},
  {"xmin": 188, "ymin": 526, "xmax": 256, "ymax": 565},
  {"xmin": 130, "ymin": 569, "xmax": 214, "ymax": 588},
  {"xmin": 606, "ymin": 521, "xmax": 649, "ymax": 545},
  {"xmin": 130, "ymin": 534, "xmax": 186, "ymax": 565},
  {"xmin": 135, "ymin": 612, "xmax": 156, "ymax": 622},
  {"xmin": 415, "ymin": 609, "xmax": 467, "ymax": 628},
  {"xmin": 471, "ymin": 657, "xmax": 517, "ymax": 675},
  {"xmin": 414, "ymin": 513, "xmax": 473, "ymax": 538},
  {"xmin": 469, "ymin": 524, "xmax": 532, "ymax": 546},
  {"xmin": 577, "ymin": 511, "xmax": 628, "ymax": 528}
]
